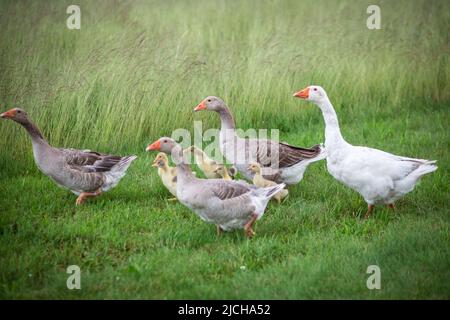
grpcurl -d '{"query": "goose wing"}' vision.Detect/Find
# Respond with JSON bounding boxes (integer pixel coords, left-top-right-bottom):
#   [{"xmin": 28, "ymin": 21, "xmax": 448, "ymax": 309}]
[
  {"xmin": 55, "ymin": 148, "xmax": 136, "ymax": 192},
  {"xmin": 205, "ymin": 179, "xmax": 251, "ymax": 200},
  {"xmin": 244, "ymin": 138, "xmax": 322, "ymax": 169},
  {"xmin": 276, "ymin": 142, "xmax": 323, "ymax": 167},
  {"xmin": 239, "ymin": 138, "xmax": 321, "ymax": 182},
  {"xmin": 354, "ymin": 146, "xmax": 434, "ymax": 181},
  {"xmin": 200, "ymin": 179, "xmax": 256, "ymax": 219},
  {"xmin": 61, "ymin": 148, "xmax": 124, "ymax": 173}
]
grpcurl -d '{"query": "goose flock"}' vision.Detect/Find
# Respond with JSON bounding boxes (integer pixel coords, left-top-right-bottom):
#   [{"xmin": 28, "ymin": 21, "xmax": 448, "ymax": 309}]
[{"xmin": 1, "ymin": 86, "xmax": 437, "ymax": 237}]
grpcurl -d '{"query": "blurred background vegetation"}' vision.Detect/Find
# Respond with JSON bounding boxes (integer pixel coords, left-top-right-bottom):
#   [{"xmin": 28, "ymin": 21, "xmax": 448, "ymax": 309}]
[{"xmin": 0, "ymin": 0, "xmax": 448, "ymax": 175}]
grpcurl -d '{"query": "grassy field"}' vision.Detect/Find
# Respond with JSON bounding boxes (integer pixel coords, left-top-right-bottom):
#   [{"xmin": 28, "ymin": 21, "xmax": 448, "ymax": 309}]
[{"xmin": 0, "ymin": 0, "xmax": 449, "ymax": 299}]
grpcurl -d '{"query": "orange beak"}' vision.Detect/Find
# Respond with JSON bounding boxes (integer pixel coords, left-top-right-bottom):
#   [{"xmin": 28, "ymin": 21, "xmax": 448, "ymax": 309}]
[
  {"xmin": 0, "ymin": 109, "xmax": 16, "ymax": 119},
  {"xmin": 293, "ymin": 87, "xmax": 310, "ymax": 99},
  {"xmin": 146, "ymin": 140, "xmax": 161, "ymax": 152},
  {"xmin": 194, "ymin": 100, "xmax": 206, "ymax": 111}
]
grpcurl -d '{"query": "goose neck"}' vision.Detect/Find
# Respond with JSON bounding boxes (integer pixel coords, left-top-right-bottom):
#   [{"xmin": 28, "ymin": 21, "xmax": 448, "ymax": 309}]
[
  {"xmin": 218, "ymin": 107, "xmax": 236, "ymax": 131},
  {"xmin": 21, "ymin": 119, "xmax": 49, "ymax": 146},
  {"xmin": 317, "ymin": 97, "xmax": 346, "ymax": 148}
]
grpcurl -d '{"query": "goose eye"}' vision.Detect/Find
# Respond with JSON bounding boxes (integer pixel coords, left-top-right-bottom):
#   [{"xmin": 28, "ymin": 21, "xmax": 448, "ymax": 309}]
[
  {"xmin": 207, "ymin": 99, "xmax": 211, "ymax": 102},
  {"xmin": 313, "ymin": 88, "xmax": 317, "ymax": 91}
]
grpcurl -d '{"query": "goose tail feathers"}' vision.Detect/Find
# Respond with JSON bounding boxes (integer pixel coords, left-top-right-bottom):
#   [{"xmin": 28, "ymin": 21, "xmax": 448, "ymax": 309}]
[{"xmin": 102, "ymin": 155, "xmax": 137, "ymax": 191}]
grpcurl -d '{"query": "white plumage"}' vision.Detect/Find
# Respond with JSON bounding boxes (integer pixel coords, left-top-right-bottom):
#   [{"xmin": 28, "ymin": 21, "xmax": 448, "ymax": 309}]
[{"xmin": 294, "ymin": 85, "xmax": 438, "ymax": 217}]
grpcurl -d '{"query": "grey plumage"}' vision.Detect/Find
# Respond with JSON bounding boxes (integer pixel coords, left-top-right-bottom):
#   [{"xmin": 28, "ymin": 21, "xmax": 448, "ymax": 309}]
[
  {"xmin": 194, "ymin": 96, "xmax": 326, "ymax": 184},
  {"xmin": 146, "ymin": 137, "xmax": 284, "ymax": 235},
  {"xmin": 1, "ymin": 108, "xmax": 137, "ymax": 202}
]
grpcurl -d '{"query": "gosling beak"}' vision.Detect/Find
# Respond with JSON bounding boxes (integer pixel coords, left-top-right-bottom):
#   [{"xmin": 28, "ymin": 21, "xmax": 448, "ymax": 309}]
[
  {"xmin": 151, "ymin": 160, "xmax": 159, "ymax": 167},
  {"xmin": 0, "ymin": 109, "xmax": 15, "ymax": 119},
  {"xmin": 194, "ymin": 100, "xmax": 206, "ymax": 111},
  {"xmin": 146, "ymin": 140, "xmax": 161, "ymax": 151},
  {"xmin": 293, "ymin": 87, "xmax": 310, "ymax": 99}
]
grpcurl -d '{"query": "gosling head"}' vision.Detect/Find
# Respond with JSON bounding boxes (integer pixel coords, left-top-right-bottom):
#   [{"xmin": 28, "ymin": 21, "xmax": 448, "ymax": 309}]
[
  {"xmin": 152, "ymin": 152, "xmax": 169, "ymax": 168},
  {"xmin": 213, "ymin": 164, "xmax": 227, "ymax": 177},
  {"xmin": 183, "ymin": 145, "xmax": 202, "ymax": 155},
  {"xmin": 247, "ymin": 162, "xmax": 262, "ymax": 174}
]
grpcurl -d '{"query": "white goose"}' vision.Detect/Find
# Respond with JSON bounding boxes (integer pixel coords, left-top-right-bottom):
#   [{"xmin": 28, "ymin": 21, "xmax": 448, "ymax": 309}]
[
  {"xmin": 293, "ymin": 86, "xmax": 438, "ymax": 218},
  {"xmin": 146, "ymin": 137, "xmax": 285, "ymax": 237}
]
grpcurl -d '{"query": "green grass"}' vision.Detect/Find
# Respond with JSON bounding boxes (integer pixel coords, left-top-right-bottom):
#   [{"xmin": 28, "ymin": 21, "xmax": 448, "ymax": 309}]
[{"xmin": 0, "ymin": 0, "xmax": 449, "ymax": 299}]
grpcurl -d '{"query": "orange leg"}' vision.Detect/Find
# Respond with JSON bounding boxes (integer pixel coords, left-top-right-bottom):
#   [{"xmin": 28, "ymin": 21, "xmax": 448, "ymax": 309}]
[
  {"xmin": 387, "ymin": 203, "xmax": 395, "ymax": 210},
  {"xmin": 364, "ymin": 204, "xmax": 375, "ymax": 219},
  {"xmin": 76, "ymin": 190, "xmax": 101, "ymax": 206},
  {"xmin": 244, "ymin": 213, "xmax": 258, "ymax": 238}
]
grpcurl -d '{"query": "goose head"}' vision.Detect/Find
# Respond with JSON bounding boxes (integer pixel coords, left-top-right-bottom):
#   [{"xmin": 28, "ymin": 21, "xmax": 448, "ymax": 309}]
[
  {"xmin": 0, "ymin": 108, "xmax": 30, "ymax": 125},
  {"xmin": 152, "ymin": 152, "xmax": 169, "ymax": 168},
  {"xmin": 293, "ymin": 85, "xmax": 327, "ymax": 104},
  {"xmin": 146, "ymin": 137, "xmax": 178, "ymax": 154},
  {"xmin": 247, "ymin": 162, "xmax": 262, "ymax": 174},
  {"xmin": 194, "ymin": 96, "xmax": 226, "ymax": 112}
]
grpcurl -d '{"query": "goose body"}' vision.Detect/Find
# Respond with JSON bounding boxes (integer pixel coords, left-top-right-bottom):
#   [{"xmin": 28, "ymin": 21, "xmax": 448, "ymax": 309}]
[
  {"xmin": 176, "ymin": 178, "xmax": 280, "ymax": 232},
  {"xmin": 147, "ymin": 138, "xmax": 285, "ymax": 236},
  {"xmin": 293, "ymin": 86, "xmax": 437, "ymax": 216},
  {"xmin": 1, "ymin": 108, "xmax": 137, "ymax": 205},
  {"xmin": 194, "ymin": 96, "xmax": 326, "ymax": 185}
]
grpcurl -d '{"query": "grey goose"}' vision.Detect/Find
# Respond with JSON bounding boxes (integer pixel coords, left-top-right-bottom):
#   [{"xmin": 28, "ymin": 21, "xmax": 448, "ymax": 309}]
[
  {"xmin": 146, "ymin": 137, "xmax": 285, "ymax": 237},
  {"xmin": 194, "ymin": 96, "xmax": 326, "ymax": 185},
  {"xmin": 1, "ymin": 108, "xmax": 137, "ymax": 205}
]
